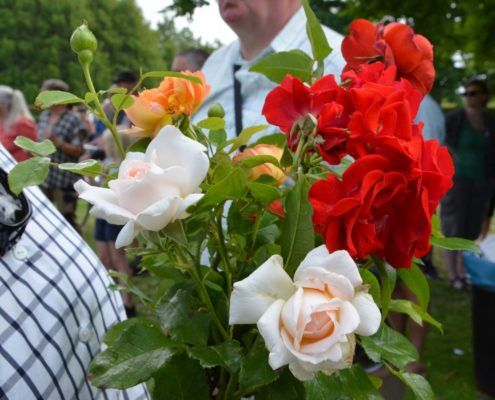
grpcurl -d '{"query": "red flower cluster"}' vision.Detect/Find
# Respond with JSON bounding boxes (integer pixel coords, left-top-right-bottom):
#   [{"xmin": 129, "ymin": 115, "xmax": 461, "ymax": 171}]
[
  {"xmin": 261, "ymin": 19, "xmax": 453, "ymax": 268},
  {"xmin": 342, "ymin": 19, "xmax": 435, "ymax": 94},
  {"xmin": 310, "ymin": 137, "xmax": 453, "ymax": 268}
]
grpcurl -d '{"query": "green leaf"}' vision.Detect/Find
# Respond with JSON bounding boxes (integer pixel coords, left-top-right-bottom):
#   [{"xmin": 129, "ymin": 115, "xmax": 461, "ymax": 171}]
[
  {"xmin": 142, "ymin": 70, "xmax": 203, "ymax": 85},
  {"xmin": 248, "ymin": 182, "xmax": 281, "ymax": 206},
  {"xmin": 8, "ymin": 156, "xmax": 50, "ymax": 195},
  {"xmin": 250, "ymin": 50, "xmax": 314, "ymax": 84},
  {"xmin": 301, "ymin": 0, "xmax": 332, "ymax": 62},
  {"xmin": 155, "ymin": 289, "xmax": 211, "ymax": 346},
  {"xmin": 397, "ymin": 264, "xmax": 430, "ymax": 311},
  {"xmin": 256, "ymin": 367, "xmax": 305, "ymax": 400},
  {"xmin": 126, "ymin": 137, "xmax": 151, "ymax": 153},
  {"xmin": 88, "ymin": 323, "xmax": 178, "ymax": 389},
  {"xmin": 337, "ymin": 365, "xmax": 383, "ymax": 400},
  {"xmin": 103, "ymin": 318, "xmax": 161, "ymax": 346},
  {"xmin": 359, "ymin": 268, "xmax": 381, "ymax": 305},
  {"xmin": 209, "ymin": 129, "xmax": 227, "ymax": 147},
  {"xmin": 111, "ymin": 93, "xmax": 134, "ymax": 110},
  {"xmin": 229, "ymin": 125, "xmax": 269, "ymax": 152},
  {"xmin": 360, "ymin": 324, "xmax": 419, "ymax": 370},
  {"xmin": 304, "ymin": 372, "xmax": 345, "ymax": 400},
  {"xmin": 238, "ymin": 154, "xmax": 281, "ymax": 169},
  {"xmin": 59, "ymin": 159, "xmax": 102, "ymax": 178},
  {"xmin": 85, "ymin": 92, "xmax": 98, "ymax": 104},
  {"xmin": 34, "ymin": 90, "xmax": 83, "ymax": 109},
  {"xmin": 197, "ymin": 117, "xmax": 225, "ymax": 130},
  {"xmin": 374, "ymin": 257, "xmax": 397, "ymax": 321},
  {"xmin": 254, "ymin": 243, "xmax": 281, "ymax": 266},
  {"xmin": 152, "ymin": 354, "xmax": 209, "ymax": 400},
  {"xmin": 106, "ymin": 87, "xmax": 128, "ymax": 95},
  {"xmin": 389, "ymin": 299, "xmax": 443, "ymax": 332},
  {"xmin": 253, "ymin": 133, "xmax": 287, "ymax": 147},
  {"xmin": 188, "ymin": 340, "xmax": 242, "ymax": 373},
  {"xmin": 430, "ymin": 236, "xmax": 479, "ymax": 252},
  {"xmin": 196, "ymin": 168, "xmax": 248, "ymax": 210},
  {"xmin": 280, "ymin": 175, "xmax": 315, "ymax": 276},
  {"xmin": 398, "ymin": 371, "xmax": 435, "ymax": 400},
  {"xmin": 161, "ymin": 220, "xmax": 187, "ymax": 246},
  {"xmin": 239, "ymin": 337, "xmax": 278, "ymax": 393},
  {"xmin": 14, "ymin": 136, "xmax": 56, "ymax": 156}
]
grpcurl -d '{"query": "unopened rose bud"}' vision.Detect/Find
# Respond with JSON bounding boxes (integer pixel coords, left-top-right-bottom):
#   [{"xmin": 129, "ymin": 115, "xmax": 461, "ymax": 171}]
[
  {"xmin": 207, "ymin": 103, "xmax": 225, "ymax": 118},
  {"xmin": 70, "ymin": 23, "xmax": 97, "ymax": 65}
]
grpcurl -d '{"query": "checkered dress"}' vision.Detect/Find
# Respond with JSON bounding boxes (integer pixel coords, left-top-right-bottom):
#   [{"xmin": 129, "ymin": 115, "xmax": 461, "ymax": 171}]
[
  {"xmin": 38, "ymin": 110, "xmax": 86, "ymax": 189},
  {"xmin": 0, "ymin": 146, "xmax": 149, "ymax": 399}
]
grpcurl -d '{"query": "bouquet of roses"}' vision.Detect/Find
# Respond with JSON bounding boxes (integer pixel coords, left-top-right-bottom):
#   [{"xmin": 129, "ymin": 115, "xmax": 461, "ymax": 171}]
[{"xmin": 9, "ymin": 2, "xmax": 476, "ymax": 399}]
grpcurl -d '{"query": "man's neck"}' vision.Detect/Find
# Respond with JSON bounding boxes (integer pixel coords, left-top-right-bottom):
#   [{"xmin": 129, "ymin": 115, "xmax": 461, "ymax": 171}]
[{"xmin": 237, "ymin": 6, "xmax": 300, "ymax": 62}]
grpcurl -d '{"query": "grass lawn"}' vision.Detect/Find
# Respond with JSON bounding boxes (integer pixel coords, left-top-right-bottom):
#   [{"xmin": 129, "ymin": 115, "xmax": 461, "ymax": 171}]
[{"xmin": 77, "ymin": 202, "xmax": 492, "ymax": 399}]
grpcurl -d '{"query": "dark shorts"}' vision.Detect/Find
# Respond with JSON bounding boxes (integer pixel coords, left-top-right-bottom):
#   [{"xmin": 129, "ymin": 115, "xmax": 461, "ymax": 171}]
[
  {"xmin": 440, "ymin": 176, "xmax": 494, "ymax": 240},
  {"xmin": 94, "ymin": 218, "xmax": 122, "ymax": 242}
]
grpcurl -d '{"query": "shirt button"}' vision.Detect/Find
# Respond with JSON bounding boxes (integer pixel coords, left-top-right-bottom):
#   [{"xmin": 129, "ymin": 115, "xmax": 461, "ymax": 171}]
[
  {"xmin": 79, "ymin": 326, "xmax": 93, "ymax": 342},
  {"xmin": 13, "ymin": 244, "xmax": 28, "ymax": 261}
]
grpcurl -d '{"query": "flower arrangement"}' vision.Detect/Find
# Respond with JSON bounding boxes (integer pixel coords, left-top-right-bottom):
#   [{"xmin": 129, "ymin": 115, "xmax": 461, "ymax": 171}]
[{"xmin": 9, "ymin": 1, "xmax": 477, "ymax": 399}]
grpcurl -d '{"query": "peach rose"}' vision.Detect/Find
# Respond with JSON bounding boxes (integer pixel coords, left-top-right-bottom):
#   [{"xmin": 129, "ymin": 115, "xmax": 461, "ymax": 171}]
[
  {"xmin": 125, "ymin": 71, "xmax": 211, "ymax": 137},
  {"xmin": 233, "ymin": 144, "xmax": 286, "ymax": 185},
  {"xmin": 229, "ymin": 246, "xmax": 381, "ymax": 381}
]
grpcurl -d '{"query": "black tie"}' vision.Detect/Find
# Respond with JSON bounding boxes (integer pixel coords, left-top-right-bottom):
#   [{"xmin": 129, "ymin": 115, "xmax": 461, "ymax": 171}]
[{"xmin": 233, "ymin": 64, "xmax": 243, "ymax": 136}]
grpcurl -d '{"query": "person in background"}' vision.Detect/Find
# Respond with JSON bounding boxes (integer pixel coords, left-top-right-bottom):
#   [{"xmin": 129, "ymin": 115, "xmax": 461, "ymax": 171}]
[
  {"xmin": 441, "ymin": 78, "xmax": 495, "ymax": 289},
  {"xmin": 192, "ymin": 0, "xmax": 346, "ymax": 141},
  {"xmin": 0, "ymin": 85, "xmax": 37, "ymax": 162},
  {"xmin": 0, "ymin": 143, "xmax": 149, "ymax": 400},
  {"xmin": 38, "ymin": 79, "xmax": 87, "ymax": 232},
  {"xmin": 171, "ymin": 48, "xmax": 210, "ymax": 72}
]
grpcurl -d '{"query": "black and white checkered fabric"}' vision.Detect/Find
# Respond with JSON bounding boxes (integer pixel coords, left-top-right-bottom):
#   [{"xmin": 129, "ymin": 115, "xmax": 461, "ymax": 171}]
[
  {"xmin": 0, "ymin": 145, "xmax": 149, "ymax": 399},
  {"xmin": 38, "ymin": 110, "xmax": 86, "ymax": 189}
]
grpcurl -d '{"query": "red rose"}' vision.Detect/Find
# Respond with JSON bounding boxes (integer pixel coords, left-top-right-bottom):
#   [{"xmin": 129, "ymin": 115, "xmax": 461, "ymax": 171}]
[
  {"xmin": 343, "ymin": 63, "xmax": 423, "ymax": 159},
  {"xmin": 342, "ymin": 19, "xmax": 435, "ymax": 94},
  {"xmin": 262, "ymin": 74, "xmax": 345, "ymax": 147},
  {"xmin": 309, "ymin": 136, "xmax": 454, "ymax": 268}
]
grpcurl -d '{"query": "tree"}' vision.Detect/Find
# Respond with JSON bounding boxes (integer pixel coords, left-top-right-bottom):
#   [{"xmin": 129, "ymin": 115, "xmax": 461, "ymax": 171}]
[{"xmin": 0, "ymin": 0, "xmax": 165, "ymax": 104}]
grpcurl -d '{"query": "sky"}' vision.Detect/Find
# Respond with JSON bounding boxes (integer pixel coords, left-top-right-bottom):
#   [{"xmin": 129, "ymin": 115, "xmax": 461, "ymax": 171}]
[{"xmin": 135, "ymin": 0, "xmax": 236, "ymax": 45}]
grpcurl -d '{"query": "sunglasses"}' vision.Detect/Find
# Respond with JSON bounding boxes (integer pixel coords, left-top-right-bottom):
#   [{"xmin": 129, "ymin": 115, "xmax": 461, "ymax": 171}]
[{"xmin": 462, "ymin": 90, "xmax": 482, "ymax": 97}]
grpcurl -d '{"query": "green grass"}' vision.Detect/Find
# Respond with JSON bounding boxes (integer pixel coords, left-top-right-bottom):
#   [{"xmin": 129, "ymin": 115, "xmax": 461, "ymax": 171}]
[{"xmin": 423, "ymin": 279, "xmax": 478, "ymax": 399}]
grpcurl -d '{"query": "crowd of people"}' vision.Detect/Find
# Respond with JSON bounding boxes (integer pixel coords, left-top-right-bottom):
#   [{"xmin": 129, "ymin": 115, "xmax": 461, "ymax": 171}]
[{"xmin": 1, "ymin": 0, "xmax": 494, "ymax": 398}]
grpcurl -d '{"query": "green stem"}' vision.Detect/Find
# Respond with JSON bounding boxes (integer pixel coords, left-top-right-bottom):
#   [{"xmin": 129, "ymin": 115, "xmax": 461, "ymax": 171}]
[
  {"xmin": 176, "ymin": 246, "xmax": 229, "ymax": 341},
  {"xmin": 81, "ymin": 63, "xmax": 125, "ymax": 159},
  {"xmin": 291, "ymin": 135, "xmax": 307, "ymax": 177},
  {"xmin": 223, "ymin": 372, "xmax": 239, "ymax": 400},
  {"xmin": 216, "ymin": 203, "xmax": 233, "ymax": 296}
]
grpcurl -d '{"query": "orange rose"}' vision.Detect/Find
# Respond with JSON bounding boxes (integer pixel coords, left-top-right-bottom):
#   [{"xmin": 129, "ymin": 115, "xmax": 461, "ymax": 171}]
[
  {"xmin": 233, "ymin": 144, "xmax": 286, "ymax": 185},
  {"xmin": 125, "ymin": 71, "xmax": 210, "ymax": 137}
]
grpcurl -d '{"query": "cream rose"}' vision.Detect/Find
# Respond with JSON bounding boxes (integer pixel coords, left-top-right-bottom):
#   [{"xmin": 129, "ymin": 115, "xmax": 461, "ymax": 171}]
[
  {"xmin": 74, "ymin": 125, "xmax": 209, "ymax": 248},
  {"xmin": 229, "ymin": 245, "xmax": 381, "ymax": 381}
]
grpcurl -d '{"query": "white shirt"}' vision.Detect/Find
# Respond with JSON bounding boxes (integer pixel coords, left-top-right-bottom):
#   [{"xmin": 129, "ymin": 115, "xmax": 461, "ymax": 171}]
[
  {"xmin": 415, "ymin": 94, "xmax": 446, "ymax": 144},
  {"xmin": 193, "ymin": 7, "xmax": 346, "ymax": 142},
  {"xmin": 0, "ymin": 146, "xmax": 149, "ymax": 399}
]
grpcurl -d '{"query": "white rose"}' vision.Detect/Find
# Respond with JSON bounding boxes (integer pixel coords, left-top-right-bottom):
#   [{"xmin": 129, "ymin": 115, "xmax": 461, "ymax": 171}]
[
  {"xmin": 75, "ymin": 125, "xmax": 209, "ymax": 248},
  {"xmin": 229, "ymin": 245, "xmax": 381, "ymax": 381}
]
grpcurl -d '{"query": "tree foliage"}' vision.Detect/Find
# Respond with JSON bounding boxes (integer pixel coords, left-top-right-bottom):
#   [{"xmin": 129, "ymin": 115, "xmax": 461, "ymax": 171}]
[{"xmin": 0, "ymin": 0, "xmax": 210, "ymax": 105}]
